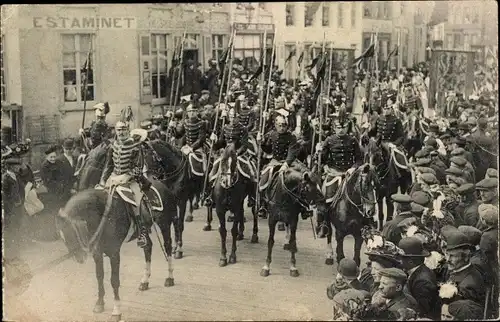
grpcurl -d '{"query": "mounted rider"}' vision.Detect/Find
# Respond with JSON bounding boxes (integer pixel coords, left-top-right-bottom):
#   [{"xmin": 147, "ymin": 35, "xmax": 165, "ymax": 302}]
[
  {"xmin": 96, "ymin": 121, "xmax": 153, "ymax": 248},
  {"xmin": 257, "ymin": 114, "xmax": 311, "ymax": 218},
  {"xmin": 204, "ymin": 103, "xmax": 256, "ymax": 206},
  {"xmin": 367, "ymin": 90, "xmax": 407, "ymax": 177},
  {"xmin": 315, "ymin": 108, "xmax": 364, "ymax": 236},
  {"xmin": 79, "ymin": 102, "xmax": 111, "ymax": 150},
  {"xmin": 182, "ymin": 103, "xmax": 208, "ymax": 177},
  {"xmin": 236, "ymin": 94, "xmax": 258, "ymax": 158}
]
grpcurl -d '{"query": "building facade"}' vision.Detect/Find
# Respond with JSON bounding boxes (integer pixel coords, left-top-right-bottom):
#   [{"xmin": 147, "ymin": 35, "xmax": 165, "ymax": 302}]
[
  {"xmin": 270, "ymin": 2, "xmax": 363, "ymax": 81},
  {"xmin": 1, "ymin": 4, "xmax": 231, "ymax": 167}
]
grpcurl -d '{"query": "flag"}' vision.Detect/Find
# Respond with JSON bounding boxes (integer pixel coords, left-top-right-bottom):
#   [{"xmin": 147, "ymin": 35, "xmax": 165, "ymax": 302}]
[
  {"xmin": 306, "ymin": 52, "xmax": 323, "ymax": 69},
  {"xmin": 81, "ymin": 49, "xmax": 92, "ymax": 75},
  {"xmin": 350, "ymin": 43, "xmax": 375, "ymax": 68},
  {"xmin": 285, "ymin": 47, "xmax": 296, "ymax": 65},
  {"xmin": 388, "ymin": 46, "xmax": 398, "ymax": 59},
  {"xmin": 218, "ymin": 37, "xmax": 234, "ymax": 76},
  {"xmin": 297, "ymin": 50, "xmax": 304, "ymax": 67}
]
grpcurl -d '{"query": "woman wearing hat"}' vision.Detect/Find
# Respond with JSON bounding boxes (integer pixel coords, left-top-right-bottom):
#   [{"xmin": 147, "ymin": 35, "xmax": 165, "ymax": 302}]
[{"xmin": 40, "ymin": 145, "xmax": 63, "ymax": 206}]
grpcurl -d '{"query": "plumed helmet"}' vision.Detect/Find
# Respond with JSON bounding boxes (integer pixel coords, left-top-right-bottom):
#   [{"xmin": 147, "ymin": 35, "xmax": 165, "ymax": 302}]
[
  {"xmin": 115, "ymin": 121, "xmax": 128, "ymax": 130},
  {"xmin": 174, "ymin": 108, "xmax": 184, "ymax": 119}
]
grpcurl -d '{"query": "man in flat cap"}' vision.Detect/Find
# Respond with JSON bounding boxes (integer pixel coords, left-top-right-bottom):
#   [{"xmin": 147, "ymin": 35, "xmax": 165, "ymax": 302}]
[
  {"xmin": 57, "ymin": 138, "xmax": 77, "ymax": 205},
  {"xmin": 382, "ymin": 194, "xmax": 414, "ymax": 244},
  {"xmin": 449, "ymin": 148, "xmax": 474, "ymax": 172},
  {"xmin": 484, "ymin": 167, "xmax": 498, "ymax": 179},
  {"xmin": 475, "ymin": 177, "xmax": 498, "ymax": 206},
  {"xmin": 203, "ymin": 59, "xmax": 219, "ymax": 104},
  {"xmin": 449, "ymin": 156, "xmax": 475, "ymax": 183},
  {"xmin": 457, "ymin": 225, "xmax": 492, "ymax": 289},
  {"xmin": 454, "ymin": 184, "xmax": 479, "ymax": 227},
  {"xmin": 369, "ymin": 267, "xmax": 418, "ymax": 320}
]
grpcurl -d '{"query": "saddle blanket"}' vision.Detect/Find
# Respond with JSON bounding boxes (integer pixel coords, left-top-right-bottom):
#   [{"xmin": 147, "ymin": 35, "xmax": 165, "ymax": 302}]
[
  {"xmin": 246, "ymin": 137, "xmax": 258, "ymax": 157},
  {"xmin": 183, "ymin": 148, "xmax": 207, "ymax": 177},
  {"xmin": 116, "ymin": 184, "xmax": 163, "ymax": 212},
  {"xmin": 321, "ymin": 167, "xmax": 345, "ymax": 204},
  {"xmin": 209, "ymin": 155, "xmax": 257, "ymax": 182},
  {"xmin": 383, "ymin": 144, "xmax": 409, "ymax": 170}
]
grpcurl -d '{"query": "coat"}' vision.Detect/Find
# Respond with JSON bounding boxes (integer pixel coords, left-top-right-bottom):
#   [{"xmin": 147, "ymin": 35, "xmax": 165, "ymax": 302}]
[
  {"xmin": 443, "ymin": 264, "xmax": 486, "ymax": 306},
  {"xmin": 382, "ymin": 211, "xmax": 415, "ymax": 245},
  {"xmin": 405, "ymin": 264, "xmax": 441, "ymax": 319},
  {"xmin": 454, "ymin": 200, "xmax": 479, "ymax": 227},
  {"xmin": 371, "ymin": 291, "xmax": 418, "ymax": 320},
  {"xmin": 56, "ymin": 154, "xmax": 76, "ymax": 203}
]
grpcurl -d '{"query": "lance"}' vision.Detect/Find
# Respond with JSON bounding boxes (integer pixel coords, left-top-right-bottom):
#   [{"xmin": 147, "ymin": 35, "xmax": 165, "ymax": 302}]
[
  {"xmin": 168, "ymin": 28, "xmax": 186, "ymax": 110},
  {"xmin": 80, "ymin": 38, "xmax": 93, "ymax": 152},
  {"xmin": 318, "ymin": 41, "xmax": 334, "ymax": 171},
  {"xmin": 255, "ymin": 28, "xmax": 275, "ymax": 212},
  {"xmin": 173, "ymin": 30, "xmax": 188, "ymax": 110},
  {"xmin": 316, "ymin": 33, "xmax": 327, "ymax": 171},
  {"xmin": 201, "ymin": 28, "xmax": 236, "ymax": 200}
]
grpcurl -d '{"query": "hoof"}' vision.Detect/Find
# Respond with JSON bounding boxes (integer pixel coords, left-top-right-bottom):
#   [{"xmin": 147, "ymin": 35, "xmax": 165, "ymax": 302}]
[
  {"xmin": 260, "ymin": 268, "xmax": 270, "ymax": 277},
  {"xmin": 138, "ymin": 282, "xmax": 149, "ymax": 291},
  {"xmin": 250, "ymin": 234, "xmax": 259, "ymax": 243},
  {"xmin": 237, "ymin": 234, "xmax": 244, "ymax": 241},
  {"xmin": 174, "ymin": 251, "xmax": 183, "ymax": 259},
  {"xmin": 290, "ymin": 269, "xmax": 300, "ymax": 277},
  {"xmin": 227, "ymin": 216, "xmax": 234, "ymax": 222},
  {"xmin": 203, "ymin": 224, "xmax": 212, "ymax": 231},
  {"xmin": 164, "ymin": 277, "xmax": 174, "ymax": 287},
  {"xmin": 283, "ymin": 243, "xmax": 290, "ymax": 251},
  {"xmin": 93, "ymin": 303, "xmax": 104, "ymax": 314},
  {"xmin": 228, "ymin": 255, "xmax": 237, "ymax": 264},
  {"xmin": 185, "ymin": 215, "xmax": 193, "ymax": 222},
  {"xmin": 277, "ymin": 223, "xmax": 285, "ymax": 231},
  {"xmin": 219, "ymin": 258, "xmax": 228, "ymax": 267},
  {"xmin": 325, "ymin": 258, "xmax": 334, "ymax": 265},
  {"xmin": 111, "ymin": 314, "xmax": 122, "ymax": 322}
]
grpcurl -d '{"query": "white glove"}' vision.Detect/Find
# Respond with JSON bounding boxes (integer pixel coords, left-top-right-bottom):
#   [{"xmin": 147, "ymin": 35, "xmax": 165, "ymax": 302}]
[
  {"xmin": 94, "ymin": 184, "xmax": 104, "ymax": 190},
  {"xmin": 78, "ymin": 128, "xmax": 84, "ymax": 135},
  {"xmin": 221, "ymin": 110, "xmax": 228, "ymax": 117},
  {"xmin": 256, "ymin": 132, "xmax": 262, "ymax": 142},
  {"xmin": 346, "ymin": 167, "xmax": 356, "ymax": 175},
  {"xmin": 315, "ymin": 143, "xmax": 323, "ymax": 153},
  {"xmin": 168, "ymin": 120, "xmax": 175, "ymax": 128},
  {"xmin": 308, "ymin": 115, "xmax": 312, "ymax": 121},
  {"xmin": 263, "ymin": 111, "xmax": 269, "ymax": 119},
  {"xmin": 280, "ymin": 162, "xmax": 289, "ymax": 172},
  {"xmin": 166, "ymin": 111, "xmax": 173, "ymax": 118},
  {"xmin": 388, "ymin": 143, "xmax": 396, "ymax": 149},
  {"xmin": 210, "ymin": 133, "xmax": 217, "ymax": 142},
  {"xmin": 311, "ymin": 119, "xmax": 318, "ymax": 127},
  {"xmin": 362, "ymin": 97, "xmax": 367, "ymax": 103}
]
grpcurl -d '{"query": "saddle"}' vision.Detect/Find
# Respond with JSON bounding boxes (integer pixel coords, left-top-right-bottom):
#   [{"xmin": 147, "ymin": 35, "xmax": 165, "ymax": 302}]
[
  {"xmin": 383, "ymin": 143, "xmax": 409, "ymax": 171},
  {"xmin": 115, "ymin": 182, "xmax": 163, "ymax": 212},
  {"xmin": 322, "ymin": 166, "xmax": 346, "ymax": 204},
  {"xmin": 210, "ymin": 155, "xmax": 257, "ymax": 183},
  {"xmin": 258, "ymin": 160, "xmax": 283, "ymax": 191},
  {"xmin": 246, "ymin": 136, "xmax": 258, "ymax": 157},
  {"xmin": 184, "ymin": 148, "xmax": 207, "ymax": 177}
]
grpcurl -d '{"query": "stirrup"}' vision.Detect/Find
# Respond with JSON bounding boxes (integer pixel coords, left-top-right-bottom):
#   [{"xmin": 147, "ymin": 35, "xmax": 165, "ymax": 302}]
[
  {"xmin": 204, "ymin": 197, "xmax": 213, "ymax": 207},
  {"xmin": 137, "ymin": 233, "xmax": 149, "ymax": 248},
  {"xmin": 301, "ymin": 210, "xmax": 313, "ymax": 220},
  {"xmin": 258, "ymin": 207, "xmax": 267, "ymax": 218}
]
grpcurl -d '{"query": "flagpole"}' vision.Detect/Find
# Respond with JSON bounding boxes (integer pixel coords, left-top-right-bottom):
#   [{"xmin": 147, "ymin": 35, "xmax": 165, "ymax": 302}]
[
  {"xmin": 173, "ymin": 30, "xmax": 187, "ymax": 109},
  {"xmin": 397, "ymin": 28, "xmax": 401, "ymax": 73},
  {"xmin": 81, "ymin": 38, "xmax": 93, "ymax": 130},
  {"xmin": 293, "ymin": 40, "xmax": 298, "ymax": 88},
  {"xmin": 168, "ymin": 29, "xmax": 185, "ymax": 111}
]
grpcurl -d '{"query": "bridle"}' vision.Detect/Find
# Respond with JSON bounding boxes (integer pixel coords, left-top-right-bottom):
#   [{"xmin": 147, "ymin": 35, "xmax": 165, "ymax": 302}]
[
  {"xmin": 267, "ymin": 171, "xmax": 322, "ymax": 209},
  {"xmin": 219, "ymin": 155, "xmax": 239, "ymax": 189},
  {"xmin": 342, "ymin": 165, "xmax": 377, "ymax": 218}
]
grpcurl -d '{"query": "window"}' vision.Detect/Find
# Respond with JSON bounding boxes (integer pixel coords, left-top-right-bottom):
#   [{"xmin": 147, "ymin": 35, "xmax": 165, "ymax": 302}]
[
  {"xmin": 151, "ymin": 34, "xmax": 168, "ymax": 100},
  {"xmin": 1, "ymin": 35, "xmax": 5, "ymax": 103},
  {"xmin": 383, "ymin": 3, "xmax": 390, "ymax": 19},
  {"xmin": 62, "ymin": 34, "xmax": 95, "ymax": 104},
  {"xmin": 211, "ymin": 34, "xmax": 225, "ymax": 63},
  {"xmin": 338, "ymin": 3, "xmax": 344, "ymax": 28},
  {"xmin": 304, "ymin": 4, "xmax": 314, "ymax": 27},
  {"xmin": 364, "ymin": 3, "xmax": 372, "ymax": 18},
  {"xmin": 284, "ymin": 44, "xmax": 295, "ymax": 80},
  {"xmin": 322, "ymin": 4, "xmax": 330, "ymax": 27},
  {"xmin": 453, "ymin": 34, "xmax": 462, "ymax": 49},
  {"xmin": 351, "ymin": 3, "xmax": 357, "ymax": 27},
  {"xmin": 233, "ymin": 34, "xmax": 262, "ymax": 71},
  {"xmin": 286, "ymin": 4, "xmax": 295, "ymax": 26}
]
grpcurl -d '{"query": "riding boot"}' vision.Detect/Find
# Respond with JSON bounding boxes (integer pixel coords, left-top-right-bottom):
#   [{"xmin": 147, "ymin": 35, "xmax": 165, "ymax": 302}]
[
  {"xmin": 316, "ymin": 210, "xmax": 327, "ymax": 238},
  {"xmin": 136, "ymin": 216, "xmax": 150, "ymax": 248},
  {"xmin": 300, "ymin": 205, "xmax": 313, "ymax": 220},
  {"xmin": 203, "ymin": 182, "xmax": 214, "ymax": 207},
  {"xmin": 247, "ymin": 181, "xmax": 256, "ymax": 208},
  {"xmin": 257, "ymin": 191, "xmax": 268, "ymax": 219}
]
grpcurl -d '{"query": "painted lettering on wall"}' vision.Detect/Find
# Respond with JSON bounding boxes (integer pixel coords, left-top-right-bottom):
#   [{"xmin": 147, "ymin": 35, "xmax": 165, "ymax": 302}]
[{"xmin": 32, "ymin": 17, "xmax": 137, "ymax": 29}]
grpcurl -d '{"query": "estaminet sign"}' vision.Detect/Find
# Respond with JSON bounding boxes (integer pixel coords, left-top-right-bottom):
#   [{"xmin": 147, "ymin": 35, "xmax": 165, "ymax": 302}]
[{"xmin": 31, "ymin": 16, "xmax": 137, "ymax": 29}]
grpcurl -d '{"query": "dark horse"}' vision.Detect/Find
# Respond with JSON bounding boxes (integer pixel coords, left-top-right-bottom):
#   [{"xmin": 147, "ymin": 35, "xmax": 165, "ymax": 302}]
[
  {"xmin": 206, "ymin": 144, "xmax": 259, "ymax": 266},
  {"xmin": 323, "ymin": 164, "xmax": 378, "ymax": 267},
  {"xmin": 260, "ymin": 163, "xmax": 327, "ymax": 277},
  {"xmin": 75, "ymin": 140, "xmax": 111, "ymax": 190},
  {"xmin": 362, "ymin": 138, "xmax": 413, "ymax": 230},
  {"xmin": 56, "ymin": 178, "xmax": 178, "ymax": 320},
  {"xmin": 141, "ymin": 140, "xmax": 200, "ymax": 259}
]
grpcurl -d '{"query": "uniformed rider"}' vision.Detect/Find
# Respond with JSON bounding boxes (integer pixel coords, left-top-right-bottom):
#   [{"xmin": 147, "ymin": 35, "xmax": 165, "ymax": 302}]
[
  {"xmin": 315, "ymin": 115, "xmax": 364, "ymax": 236},
  {"xmin": 204, "ymin": 105, "xmax": 252, "ymax": 206},
  {"xmin": 368, "ymin": 92, "xmax": 405, "ymax": 151},
  {"xmin": 182, "ymin": 103, "xmax": 207, "ymax": 156},
  {"xmin": 79, "ymin": 102, "xmax": 110, "ymax": 149},
  {"xmin": 257, "ymin": 115, "xmax": 308, "ymax": 217},
  {"xmin": 96, "ymin": 121, "xmax": 152, "ymax": 248}
]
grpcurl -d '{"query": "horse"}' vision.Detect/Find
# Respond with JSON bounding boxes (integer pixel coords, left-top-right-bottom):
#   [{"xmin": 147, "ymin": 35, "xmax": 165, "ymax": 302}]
[
  {"xmin": 141, "ymin": 139, "xmax": 200, "ymax": 259},
  {"xmin": 75, "ymin": 140, "xmax": 111, "ymax": 190},
  {"xmin": 55, "ymin": 178, "xmax": 178, "ymax": 319},
  {"xmin": 362, "ymin": 138, "xmax": 413, "ymax": 230},
  {"xmin": 323, "ymin": 163, "xmax": 378, "ymax": 267},
  {"xmin": 260, "ymin": 164, "xmax": 327, "ymax": 277},
  {"xmin": 206, "ymin": 144, "xmax": 257, "ymax": 266}
]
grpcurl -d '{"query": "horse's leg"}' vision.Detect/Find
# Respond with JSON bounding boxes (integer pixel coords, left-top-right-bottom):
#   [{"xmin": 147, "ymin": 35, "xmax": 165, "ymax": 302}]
[
  {"xmin": 109, "ymin": 252, "xmax": 121, "ymax": 320},
  {"xmin": 174, "ymin": 201, "xmax": 186, "ymax": 259},
  {"xmin": 353, "ymin": 232, "xmax": 363, "ymax": 267},
  {"xmin": 138, "ymin": 234, "xmax": 153, "ymax": 291},
  {"xmin": 277, "ymin": 221, "xmax": 285, "ymax": 231},
  {"xmin": 399, "ymin": 171, "xmax": 412, "ymax": 195},
  {"xmin": 217, "ymin": 207, "xmax": 228, "ymax": 267},
  {"xmin": 203, "ymin": 205, "xmax": 213, "ymax": 231},
  {"xmin": 237, "ymin": 193, "xmax": 245, "ymax": 240},
  {"xmin": 158, "ymin": 218, "xmax": 175, "ymax": 287},
  {"xmin": 325, "ymin": 217, "xmax": 334, "ymax": 265},
  {"xmin": 386, "ymin": 192, "xmax": 395, "ymax": 223},
  {"xmin": 288, "ymin": 219, "xmax": 300, "ymax": 277},
  {"xmin": 335, "ymin": 230, "xmax": 346, "ymax": 264},
  {"xmin": 250, "ymin": 199, "xmax": 259, "ymax": 243},
  {"xmin": 93, "ymin": 253, "xmax": 105, "ymax": 313},
  {"xmin": 260, "ymin": 216, "xmax": 277, "ymax": 277},
  {"xmin": 377, "ymin": 196, "xmax": 385, "ymax": 231},
  {"xmin": 283, "ymin": 224, "xmax": 291, "ymax": 250},
  {"xmin": 186, "ymin": 197, "xmax": 194, "ymax": 222},
  {"xmin": 229, "ymin": 205, "xmax": 243, "ymax": 264}
]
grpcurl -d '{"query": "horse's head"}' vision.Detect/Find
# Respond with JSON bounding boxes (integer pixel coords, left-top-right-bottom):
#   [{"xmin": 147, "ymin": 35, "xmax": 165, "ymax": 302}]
[
  {"xmin": 289, "ymin": 170, "xmax": 327, "ymax": 214},
  {"xmin": 220, "ymin": 144, "xmax": 238, "ymax": 189},
  {"xmin": 355, "ymin": 164, "xmax": 379, "ymax": 219},
  {"xmin": 363, "ymin": 138, "xmax": 386, "ymax": 172},
  {"xmin": 55, "ymin": 189, "xmax": 106, "ymax": 264}
]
